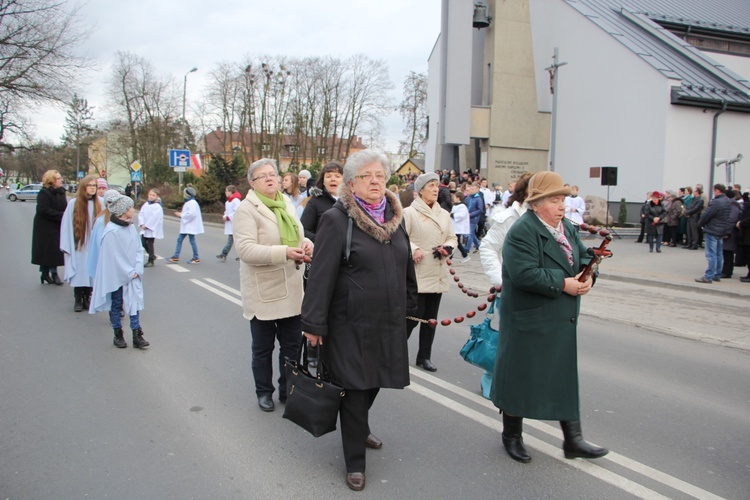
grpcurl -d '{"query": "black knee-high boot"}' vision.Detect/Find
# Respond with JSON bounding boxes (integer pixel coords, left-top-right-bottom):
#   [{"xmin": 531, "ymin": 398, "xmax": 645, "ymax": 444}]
[
  {"xmin": 502, "ymin": 413, "xmax": 531, "ymax": 463},
  {"xmin": 560, "ymin": 420, "xmax": 608, "ymax": 459}
]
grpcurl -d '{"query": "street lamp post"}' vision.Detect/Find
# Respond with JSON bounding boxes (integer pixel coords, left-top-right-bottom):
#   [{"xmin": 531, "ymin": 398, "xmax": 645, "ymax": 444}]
[{"xmin": 180, "ymin": 67, "xmax": 198, "ymax": 190}]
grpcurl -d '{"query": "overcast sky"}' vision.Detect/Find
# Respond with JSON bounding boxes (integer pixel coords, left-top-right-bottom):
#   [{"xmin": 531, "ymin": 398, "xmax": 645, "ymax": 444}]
[{"xmin": 31, "ymin": 0, "xmax": 441, "ymax": 152}]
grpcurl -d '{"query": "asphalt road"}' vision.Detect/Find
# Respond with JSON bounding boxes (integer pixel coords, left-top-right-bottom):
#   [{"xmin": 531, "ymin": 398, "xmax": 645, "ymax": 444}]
[{"xmin": 1, "ymin": 197, "xmax": 748, "ymax": 499}]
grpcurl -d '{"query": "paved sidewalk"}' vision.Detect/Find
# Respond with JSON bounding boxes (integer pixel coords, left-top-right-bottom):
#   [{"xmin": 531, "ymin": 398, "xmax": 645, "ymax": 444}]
[{"xmin": 451, "ymin": 232, "xmax": 750, "ymax": 352}]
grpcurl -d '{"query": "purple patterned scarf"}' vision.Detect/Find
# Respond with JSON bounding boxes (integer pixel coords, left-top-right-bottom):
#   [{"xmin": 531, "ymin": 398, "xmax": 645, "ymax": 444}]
[{"xmin": 354, "ymin": 194, "xmax": 386, "ymax": 224}]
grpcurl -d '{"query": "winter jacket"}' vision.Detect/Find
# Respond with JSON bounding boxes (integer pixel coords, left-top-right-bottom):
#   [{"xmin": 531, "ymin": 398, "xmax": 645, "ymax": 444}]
[
  {"xmin": 234, "ymin": 190, "xmax": 310, "ymax": 322},
  {"xmin": 738, "ymin": 202, "xmax": 750, "ymax": 246},
  {"xmin": 468, "ymin": 193, "xmax": 484, "ymax": 223},
  {"xmin": 645, "ymin": 201, "xmax": 666, "ymax": 225},
  {"xmin": 665, "ymin": 198, "xmax": 684, "ymax": 226},
  {"xmin": 722, "ymin": 200, "xmax": 742, "ymax": 252},
  {"xmin": 490, "ymin": 212, "xmax": 592, "ymax": 421},
  {"xmin": 299, "ymin": 188, "xmax": 336, "ymax": 242},
  {"xmin": 403, "ymin": 197, "xmax": 457, "ymax": 294},
  {"xmin": 31, "ymin": 186, "xmax": 67, "ymax": 267},
  {"xmin": 438, "ymin": 185, "xmax": 453, "ymax": 213},
  {"xmin": 301, "ymin": 185, "xmax": 417, "ymax": 390},
  {"xmin": 698, "ymin": 194, "xmax": 733, "ymax": 237},
  {"xmin": 479, "ymin": 201, "xmax": 526, "ymax": 287},
  {"xmin": 684, "ymin": 196, "xmax": 705, "ymax": 218}
]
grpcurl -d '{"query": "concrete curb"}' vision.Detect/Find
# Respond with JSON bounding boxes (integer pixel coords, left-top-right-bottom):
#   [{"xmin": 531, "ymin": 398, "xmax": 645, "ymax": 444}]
[{"xmin": 598, "ymin": 273, "xmax": 750, "ymax": 299}]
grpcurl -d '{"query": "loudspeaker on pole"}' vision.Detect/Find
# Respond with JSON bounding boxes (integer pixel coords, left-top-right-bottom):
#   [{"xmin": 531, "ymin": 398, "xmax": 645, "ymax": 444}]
[{"xmin": 601, "ymin": 166, "xmax": 618, "ymax": 186}]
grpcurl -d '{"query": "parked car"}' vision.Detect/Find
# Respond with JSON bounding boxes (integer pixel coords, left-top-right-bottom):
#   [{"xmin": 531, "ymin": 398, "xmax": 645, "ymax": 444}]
[
  {"xmin": 108, "ymin": 184, "xmax": 126, "ymax": 195},
  {"xmin": 6, "ymin": 184, "xmax": 42, "ymax": 202}
]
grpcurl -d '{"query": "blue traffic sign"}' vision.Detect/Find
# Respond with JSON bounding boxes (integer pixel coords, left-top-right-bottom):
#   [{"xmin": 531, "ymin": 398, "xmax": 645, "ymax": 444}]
[
  {"xmin": 77, "ymin": 171, "xmax": 85, "ymax": 179},
  {"xmin": 168, "ymin": 149, "xmax": 191, "ymax": 168},
  {"xmin": 131, "ymin": 171, "xmax": 142, "ymax": 182}
]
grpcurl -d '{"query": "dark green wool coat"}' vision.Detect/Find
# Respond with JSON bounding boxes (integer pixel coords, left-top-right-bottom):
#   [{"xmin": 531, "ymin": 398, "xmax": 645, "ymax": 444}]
[{"xmin": 490, "ymin": 211, "xmax": 592, "ymax": 421}]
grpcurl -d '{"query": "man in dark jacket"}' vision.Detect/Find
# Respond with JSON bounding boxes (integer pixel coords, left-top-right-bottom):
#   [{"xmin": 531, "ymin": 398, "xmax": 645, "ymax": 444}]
[
  {"xmin": 683, "ymin": 186, "xmax": 704, "ymax": 249},
  {"xmin": 695, "ymin": 184, "xmax": 733, "ymax": 283}
]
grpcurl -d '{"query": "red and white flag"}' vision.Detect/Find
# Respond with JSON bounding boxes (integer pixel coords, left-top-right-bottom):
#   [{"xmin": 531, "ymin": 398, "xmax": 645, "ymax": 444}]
[{"xmin": 191, "ymin": 154, "xmax": 202, "ymax": 170}]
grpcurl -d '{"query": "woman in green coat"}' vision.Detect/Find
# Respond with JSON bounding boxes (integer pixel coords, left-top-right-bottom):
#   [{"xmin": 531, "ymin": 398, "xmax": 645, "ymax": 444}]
[{"xmin": 491, "ymin": 171, "xmax": 608, "ymax": 464}]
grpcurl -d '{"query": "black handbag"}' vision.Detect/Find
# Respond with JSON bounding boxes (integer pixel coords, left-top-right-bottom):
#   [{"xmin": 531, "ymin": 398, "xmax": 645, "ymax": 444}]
[{"xmin": 283, "ymin": 341, "xmax": 345, "ymax": 437}]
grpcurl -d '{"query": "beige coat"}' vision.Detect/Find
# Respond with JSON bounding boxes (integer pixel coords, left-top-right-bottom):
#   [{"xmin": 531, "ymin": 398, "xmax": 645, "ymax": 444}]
[
  {"xmin": 234, "ymin": 190, "xmax": 311, "ymax": 321},
  {"xmin": 403, "ymin": 197, "xmax": 457, "ymax": 294}
]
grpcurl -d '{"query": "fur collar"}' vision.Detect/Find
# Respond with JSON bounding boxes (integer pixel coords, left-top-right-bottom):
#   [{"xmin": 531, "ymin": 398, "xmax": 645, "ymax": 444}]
[{"xmin": 339, "ymin": 184, "xmax": 403, "ymax": 244}]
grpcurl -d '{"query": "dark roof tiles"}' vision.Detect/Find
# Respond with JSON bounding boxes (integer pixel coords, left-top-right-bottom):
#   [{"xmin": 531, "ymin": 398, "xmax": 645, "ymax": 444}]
[{"xmin": 567, "ymin": 0, "xmax": 750, "ymax": 110}]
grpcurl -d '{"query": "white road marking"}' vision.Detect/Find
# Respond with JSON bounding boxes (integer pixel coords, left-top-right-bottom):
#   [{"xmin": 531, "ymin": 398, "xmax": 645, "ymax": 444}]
[
  {"xmin": 407, "ymin": 381, "xmax": 669, "ymax": 500},
  {"xmin": 166, "ymin": 264, "xmax": 190, "ymax": 273},
  {"xmin": 409, "ymin": 368, "xmax": 725, "ymax": 500},
  {"xmin": 204, "ymin": 278, "xmax": 241, "ymax": 296},
  {"xmin": 189, "ymin": 279, "xmax": 242, "ymax": 306},
  {"xmin": 190, "ymin": 276, "xmax": 727, "ymax": 500}
]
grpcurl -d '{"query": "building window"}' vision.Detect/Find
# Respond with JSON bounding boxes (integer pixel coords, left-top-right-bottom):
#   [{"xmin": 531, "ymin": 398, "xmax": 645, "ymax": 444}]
[
  {"xmin": 288, "ymin": 145, "xmax": 299, "ymax": 153},
  {"xmin": 317, "ymin": 147, "xmax": 327, "ymax": 155},
  {"xmin": 262, "ymin": 143, "xmax": 271, "ymax": 152}
]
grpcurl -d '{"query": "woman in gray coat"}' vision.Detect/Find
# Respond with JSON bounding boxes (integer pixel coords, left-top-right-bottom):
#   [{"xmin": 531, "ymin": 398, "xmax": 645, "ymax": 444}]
[{"xmin": 302, "ymin": 150, "xmax": 417, "ymax": 492}]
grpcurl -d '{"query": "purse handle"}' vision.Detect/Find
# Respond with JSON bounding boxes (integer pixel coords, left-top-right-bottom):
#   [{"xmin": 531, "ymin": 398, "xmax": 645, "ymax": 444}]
[
  {"xmin": 486, "ymin": 296, "xmax": 497, "ymax": 317},
  {"xmin": 485, "ymin": 296, "xmax": 500, "ymax": 330},
  {"xmin": 297, "ymin": 340, "xmax": 332, "ymax": 382}
]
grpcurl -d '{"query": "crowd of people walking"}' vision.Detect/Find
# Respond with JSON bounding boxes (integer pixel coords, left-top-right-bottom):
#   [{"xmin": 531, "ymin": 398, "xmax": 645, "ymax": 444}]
[
  {"xmin": 31, "ymin": 155, "xmax": 750, "ymax": 493},
  {"xmin": 32, "ymin": 170, "xmax": 156, "ymax": 348}
]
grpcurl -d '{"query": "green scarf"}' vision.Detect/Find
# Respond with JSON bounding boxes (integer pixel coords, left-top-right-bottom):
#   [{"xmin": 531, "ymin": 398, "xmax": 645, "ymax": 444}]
[{"xmin": 256, "ymin": 191, "xmax": 300, "ymax": 248}]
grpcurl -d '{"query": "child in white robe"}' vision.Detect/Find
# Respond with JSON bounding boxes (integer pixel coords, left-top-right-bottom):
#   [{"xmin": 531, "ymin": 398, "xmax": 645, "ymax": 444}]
[
  {"xmin": 90, "ymin": 192, "xmax": 149, "ymax": 349},
  {"xmin": 216, "ymin": 185, "xmax": 242, "ymax": 261},
  {"xmin": 168, "ymin": 186, "xmax": 204, "ymax": 264},
  {"xmin": 60, "ymin": 175, "xmax": 102, "ymax": 311},
  {"xmin": 138, "ymin": 188, "xmax": 164, "ymax": 267}
]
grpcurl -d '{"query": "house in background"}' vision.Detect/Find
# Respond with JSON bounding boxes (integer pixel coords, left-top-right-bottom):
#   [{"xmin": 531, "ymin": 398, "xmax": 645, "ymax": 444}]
[
  {"xmin": 86, "ymin": 134, "xmax": 131, "ymax": 189},
  {"xmin": 198, "ymin": 127, "xmax": 366, "ymax": 171},
  {"xmin": 396, "ymin": 158, "xmax": 426, "ymax": 176},
  {"xmin": 427, "ymin": 0, "xmax": 750, "ymax": 207}
]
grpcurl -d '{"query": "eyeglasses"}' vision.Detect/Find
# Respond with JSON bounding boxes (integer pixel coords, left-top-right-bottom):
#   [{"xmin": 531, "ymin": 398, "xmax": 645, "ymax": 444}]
[
  {"xmin": 86, "ymin": 183, "xmax": 97, "ymax": 187},
  {"xmin": 354, "ymin": 172, "xmax": 387, "ymax": 182},
  {"xmin": 251, "ymin": 173, "xmax": 277, "ymax": 182}
]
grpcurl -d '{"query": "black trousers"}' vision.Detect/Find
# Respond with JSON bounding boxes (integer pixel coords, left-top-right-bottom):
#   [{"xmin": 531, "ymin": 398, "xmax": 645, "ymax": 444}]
[
  {"xmin": 340, "ymin": 387, "xmax": 379, "ymax": 473},
  {"xmin": 722, "ymin": 249, "xmax": 735, "ymax": 277},
  {"xmin": 636, "ymin": 218, "xmax": 646, "ymax": 242},
  {"xmin": 686, "ymin": 218, "xmax": 699, "ymax": 246},
  {"xmin": 141, "ymin": 235, "xmax": 156, "ymax": 262},
  {"xmin": 662, "ymin": 225, "xmax": 673, "ymax": 244},
  {"xmin": 249, "ymin": 315, "xmax": 302, "ymax": 399},
  {"xmin": 406, "ymin": 293, "xmax": 443, "ymax": 361}
]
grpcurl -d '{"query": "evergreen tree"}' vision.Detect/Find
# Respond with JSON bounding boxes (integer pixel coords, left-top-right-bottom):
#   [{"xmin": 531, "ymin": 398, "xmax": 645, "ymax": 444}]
[{"xmin": 62, "ymin": 94, "xmax": 96, "ymax": 175}]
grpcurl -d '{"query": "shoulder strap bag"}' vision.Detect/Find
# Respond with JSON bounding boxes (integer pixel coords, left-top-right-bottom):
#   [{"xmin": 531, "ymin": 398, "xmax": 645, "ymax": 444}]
[
  {"xmin": 283, "ymin": 341, "xmax": 346, "ymax": 437},
  {"xmin": 459, "ymin": 297, "xmax": 500, "ymax": 372}
]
